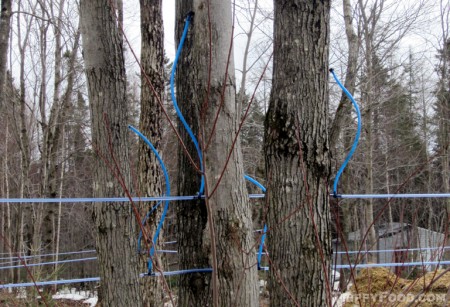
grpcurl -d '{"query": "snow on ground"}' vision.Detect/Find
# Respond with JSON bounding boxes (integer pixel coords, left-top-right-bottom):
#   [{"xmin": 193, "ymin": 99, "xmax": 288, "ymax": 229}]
[
  {"xmin": 46, "ymin": 281, "xmax": 351, "ymax": 307},
  {"xmin": 53, "ymin": 288, "xmax": 97, "ymax": 306}
]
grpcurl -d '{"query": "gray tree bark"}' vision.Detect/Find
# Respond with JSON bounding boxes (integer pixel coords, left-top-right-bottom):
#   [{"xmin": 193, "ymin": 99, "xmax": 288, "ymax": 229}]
[
  {"xmin": 358, "ymin": 0, "xmax": 380, "ymax": 263},
  {"xmin": 138, "ymin": 0, "xmax": 164, "ymax": 305},
  {"xmin": 330, "ymin": 0, "xmax": 360, "ymax": 291},
  {"xmin": 40, "ymin": 1, "xmax": 80, "ymax": 273},
  {"xmin": 264, "ymin": 0, "xmax": 332, "ymax": 305},
  {"xmin": 0, "ymin": 0, "xmax": 11, "ymax": 109},
  {"xmin": 175, "ymin": 1, "xmax": 259, "ymax": 306},
  {"xmin": 80, "ymin": 1, "xmax": 143, "ymax": 306},
  {"xmin": 16, "ymin": 2, "xmax": 33, "ymax": 258},
  {"xmin": 437, "ymin": 1, "xmax": 450, "ymax": 252}
]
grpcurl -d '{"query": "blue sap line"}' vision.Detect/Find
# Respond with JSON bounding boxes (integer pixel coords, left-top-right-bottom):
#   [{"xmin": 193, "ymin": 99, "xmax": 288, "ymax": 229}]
[
  {"xmin": 0, "ymin": 257, "xmax": 97, "ymax": 270},
  {"xmin": 137, "ymin": 201, "xmax": 162, "ymax": 254},
  {"xmin": 128, "ymin": 126, "xmax": 171, "ymax": 274},
  {"xmin": 5, "ymin": 260, "xmax": 450, "ymax": 288},
  {"xmin": 244, "ymin": 175, "xmax": 267, "ymax": 269},
  {"xmin": 330, "ymin": 69, "xmax": 362, "ymax": 197},
  {"xmin": 335, "ymin": 246, "xmax": 450, "ymax": 254},
  {"xmin": 333, "ymin": 260, "xmax": 450, "ymax": 269},
  {"xmin": 334, "ymin": 193, "xmax": 450, "ymax": 199},
  {"xmin": 0, "ymin": 269, "xmax": 213, "ymax": 288},
  {"xmin": 0, "ymin": 194, "xmax": 265, "ymax": 203},
  {"xmin": 170, "ymin": 12, "xmax": 204, "ymax": 195},
  {"xmin": 0, "ymin": 250, "xmax": 96, "ymax": 261}
]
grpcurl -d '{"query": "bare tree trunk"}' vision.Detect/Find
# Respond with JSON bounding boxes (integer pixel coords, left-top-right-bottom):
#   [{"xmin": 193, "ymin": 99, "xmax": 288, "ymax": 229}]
[
  {"xmin": 53, "ymin": 125, "xmax": 66, "ymax": 291},
  {"xmin": 16, "ymin": 0, "xmax": 33, "ymax": 259},
  {"xmin": 437, "ymin": 0, "xmax": 450, "ymax": 254},
  {"xmin": 176, "ymin": 1, "xmax": 259, "ymax": 306},
  {"xmin": 264, "ymin": 0, "xmax": 331, "ymax": 305},
  {"xmin": 0, "ymin": 0, "xmax": 12, "ymax": 109},
  {"xmin": 80, "ymin": 1, "xmax": 143, "ymax": 306},
  {"xmin": 236, "ymin": 0, "xmax": 258, "ymax": 106},
  {"xmin": 3, "ymin": 121, "xmax": 14, "ymax": 282},
  {"xmin": 330, "ymin": 0, "xmax": 360, "ymax": 291},
  {"xmin": 359, "ymin": 0, "xmax": 378, "ymax": 264},
  {"xmin": 362, "ymin": 104, "xmax": 377, "ymax": 263},
  {"xmin": 138, "ymin": 0, "xmax": 164, "ymax": 305},
  {"xmin": 329, "ymin": 0, "xmax": 359, "ymax": 149},
  {"xmin": 29, "ymin": 1, "xmax": 81, "ymax": 283},
  {"xmin": 174, "ymin": 5, "xmax": 210, "ymax": 305}
]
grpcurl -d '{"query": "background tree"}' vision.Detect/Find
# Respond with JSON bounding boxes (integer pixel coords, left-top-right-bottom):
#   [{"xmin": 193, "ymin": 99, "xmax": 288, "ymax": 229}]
[
  {"xmin": 0, "ymin": 0, "xmax": 13, "ymax": 282},
  {"xmin": 264, "ymin": 0, "xmax": 332, "ymax": 305},
  {"xmin": 0, "ymin": 0, "xmax": 11, "ymax": 108},
  {"xmin": 329, "ymin": 0, "xmax": 432, "ymax": 266},
  {"xmin": 435, "ymin": 0, "xmax": 449, "ymax": 246},
  {"xmin": 138, "ymin": 0, "xmax": 165, "ymax": 305},
  {"xmin": 329, "ymin": 0, "xmax": 360, "ymax": 290},
  {"xmin": 80, "ymin": 1, "xmax": 142, "ymax": 305}
]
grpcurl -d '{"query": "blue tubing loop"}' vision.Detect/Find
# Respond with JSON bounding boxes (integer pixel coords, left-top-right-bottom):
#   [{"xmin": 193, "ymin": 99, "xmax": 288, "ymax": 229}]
[
  {"xmin": 330, "ymin": 69, "xmax": 362, "ymax": 197},
  {"xmin": 137, "ymin": 201, "xmax": 162, "ymax": 253},
  {"xmin": 128, "ymin": 125, "xmax": 171, "ymax": 274},
  {"xmin": 171, "ymin": 12, "xmax": 205, "ymax": 196},
  {"xmin": 244, "ymin": 175, "xmax": 267, "ymax": 269}
]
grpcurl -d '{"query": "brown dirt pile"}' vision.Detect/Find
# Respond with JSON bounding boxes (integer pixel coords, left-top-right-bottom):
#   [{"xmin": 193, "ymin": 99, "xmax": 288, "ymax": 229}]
[
  {"xmin": 350, "ymin": 267, "xmax": 408, "ymax": 294},
  {"xmin": 343, "ymin": 267, "xmax": 450, "ymax": 306}
]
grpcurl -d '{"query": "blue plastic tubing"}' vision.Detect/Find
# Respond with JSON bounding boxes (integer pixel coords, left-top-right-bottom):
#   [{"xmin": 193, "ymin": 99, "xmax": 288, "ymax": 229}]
[
  {"xmin": 5, "ymin": 260, "xmax": 450, "ymax": 288},
  {"xmin": 244, "ymin": 175, "xmax": 267, "ymax": 269},
  {"xmin": 137, "ymin": 201, "xmax": 162, "ymax": 253},
  {"xmin": 170, "ymin": 13, "xmax": 205, "ymax": 195},
  {"xmin": 128, "ymin": 125, "xmax": 171, "ymax": 274},
  {"xmin": 170, "ymin": 13, "xmax": 268, "ymax": 268},
  {"xmin": 0, "ymin": 195, "xmax": 265, "ymax": 203},
  {"xmin": 330, "ymin": 69, "xmax": 362, "ymax": 197}
]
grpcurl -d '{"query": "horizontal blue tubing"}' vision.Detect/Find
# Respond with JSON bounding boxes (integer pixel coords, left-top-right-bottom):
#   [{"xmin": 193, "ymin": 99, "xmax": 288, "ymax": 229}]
[
  {"xmin": 0, "ymin": 249, "xmax": 96, "ymax": 261},
  {"xmin": 3, "ymin": 246, "xmax": 444, "ymax": 266},
  {"xmin": 261, "ymin": 260, "xmax": 450, "ymax": 271},
  {"xmin": 144, "ymin": 268, "xmax": 213, "ymax": 277},
  {"xmin": 0, "ymin": 277, "xmax": 101, "ymax": 288},
  {"xmin": 3, "ymin": 259, "xmax": 449, "ymax": 288},
  {"xmin": 0, "ymin": 257, "xmax": 97, "ymax": 270},
  {"xmin": 0, "ymin": 194, "xmax": 265, "ymax": 203},
  {"xmin": 0, "ymin": 269, "xmax": 213, "ymax": 288},
  {"xmin": 0, "ymin": 250, "xmax": 180, "ymax": 268},
  {"xmin": 334, "ymin": 260, "xmax": 450, "ymax": 269},
  {"xmin": 3, "ymin": 193, "xmax": 448, "ymax": 203},
  {"xmin": 333, "ymin": 193, "xmax": 450, "ymax": 199},
  {"xmin": 335, "ymin": 246, "xmax": 450, "ymax": 254}
]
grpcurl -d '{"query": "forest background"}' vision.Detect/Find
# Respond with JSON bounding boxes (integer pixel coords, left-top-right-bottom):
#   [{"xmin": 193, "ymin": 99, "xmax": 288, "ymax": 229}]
[{"xmin": 0, "ymin": 0, "xmax": 449, "ymax": 305}]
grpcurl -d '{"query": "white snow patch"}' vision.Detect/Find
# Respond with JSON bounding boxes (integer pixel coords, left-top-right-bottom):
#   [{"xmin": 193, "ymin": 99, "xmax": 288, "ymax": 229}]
[
  {"xmin": 53, "ymin": 293, "xmax": 87, "ymax": 301},
  {"xmin": 52, "ymin": 288, "xmax": 97, "ymax": 306}
]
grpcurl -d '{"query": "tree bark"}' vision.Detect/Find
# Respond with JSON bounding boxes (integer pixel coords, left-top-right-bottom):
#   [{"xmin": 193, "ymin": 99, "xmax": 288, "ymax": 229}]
[
  {"xmin": 16, "ymin": 3, "xmax": 33, "ymax": 258},
  {"xmin": 264, "ymin": 0, "xmax": 332, "ymax": 305},
  {"xmin": 80, "ymin": 1, "xmax": 143, "ymax": 306},
  {"xmin": 359, "ymin": 0, "xmax": 379, "ymax": 263},
  {"xmin": 138, "ymin": 0, "xmax": 164, "ymax": 305},
  {"xmin": 329, "ymin": 0, "xmax": 360, "ymax": 290},
  {"xmin": 176, "ymin": 1, "xmax": 259, "ymax": 306},
  {"xmin": 0, "ymin": 0, "xmax": 12, "ymax": 109}
]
